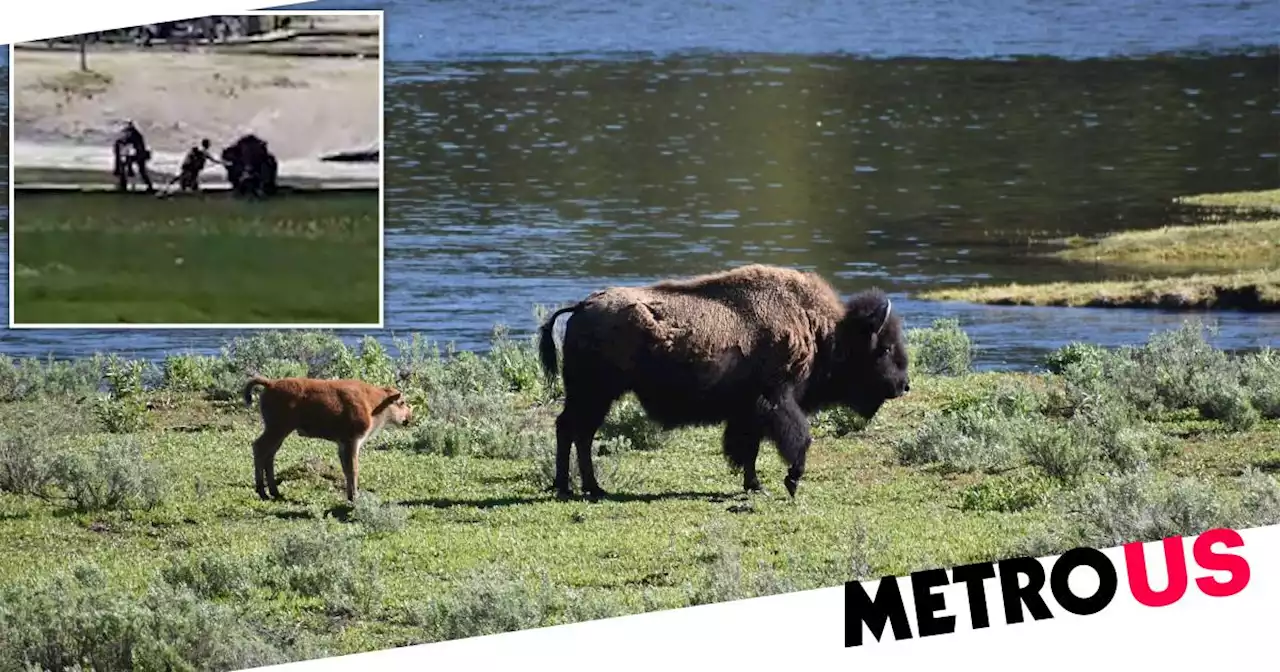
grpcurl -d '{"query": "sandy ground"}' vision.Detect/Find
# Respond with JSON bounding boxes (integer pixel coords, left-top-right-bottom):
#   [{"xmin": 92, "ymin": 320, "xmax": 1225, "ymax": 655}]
[{"xmin": 11, "ymin": 42, "xmax": 381, "ymax": 182}]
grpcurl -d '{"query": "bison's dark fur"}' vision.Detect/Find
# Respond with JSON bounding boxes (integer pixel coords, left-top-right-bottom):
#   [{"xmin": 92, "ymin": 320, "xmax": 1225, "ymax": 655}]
[
  {"xmin": 221, "ymin": 134, "xmax": 278, "ymax": 198},
  {"xmin": 538, "ymin": 263, "xmax": 910, "ymax": 500}
]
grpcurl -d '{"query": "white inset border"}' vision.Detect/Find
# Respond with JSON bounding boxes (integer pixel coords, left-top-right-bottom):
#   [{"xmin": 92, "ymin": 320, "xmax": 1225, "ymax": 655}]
[{"xmin": 6, "ymin": 7, "xmax": 387, "ymax": 330}]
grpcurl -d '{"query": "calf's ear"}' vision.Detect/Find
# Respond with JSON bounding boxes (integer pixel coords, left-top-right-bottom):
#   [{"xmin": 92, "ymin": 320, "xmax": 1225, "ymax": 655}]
[{"xmin": 374, "ymin": 390, "xmax": 403, "ymax": 413}]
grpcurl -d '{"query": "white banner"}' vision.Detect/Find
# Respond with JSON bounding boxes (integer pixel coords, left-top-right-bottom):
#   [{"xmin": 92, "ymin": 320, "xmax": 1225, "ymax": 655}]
[
  {"xmin": 1, "ymin": 3, "xmax": 300, "ymax": 45},
  {"xmin": 246, "ymin": 525, "xmax": 1275, "ymax": 671}
]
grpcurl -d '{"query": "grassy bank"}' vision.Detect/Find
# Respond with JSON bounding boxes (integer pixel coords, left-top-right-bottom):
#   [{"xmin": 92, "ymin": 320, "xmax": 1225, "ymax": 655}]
[
  {"xmin": 0, "ymin": 317, "xmax": 1278, "ymax": 669},
  {"xmin": 10, "ymin": 192, "xmax": 381, "ymax": 325},
  {"xmin": 920, "ymin": 188, "xmax": 1280, "ymax": 310},
  {"xmin": 920, "ymin": 268, "xmax": 1279, "ymax": 310}
]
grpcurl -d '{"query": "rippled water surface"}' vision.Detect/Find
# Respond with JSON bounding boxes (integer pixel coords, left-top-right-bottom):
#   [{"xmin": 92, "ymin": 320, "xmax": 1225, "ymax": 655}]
[{"xmin": 1, "ymin": 1, "xmax": 1278, "ymax": 368}]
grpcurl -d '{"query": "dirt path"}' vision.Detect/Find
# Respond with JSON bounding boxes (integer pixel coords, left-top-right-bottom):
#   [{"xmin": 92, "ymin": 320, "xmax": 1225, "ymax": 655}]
[{"xmin": 10, "ymin": 44, "xmax": 381, "ymax": 183}]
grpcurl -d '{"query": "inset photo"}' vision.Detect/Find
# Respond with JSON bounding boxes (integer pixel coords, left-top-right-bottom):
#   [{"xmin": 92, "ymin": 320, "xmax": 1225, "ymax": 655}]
[{"xmin": 7, "ymin": 11, "xmax": 384, "ymax": 327}]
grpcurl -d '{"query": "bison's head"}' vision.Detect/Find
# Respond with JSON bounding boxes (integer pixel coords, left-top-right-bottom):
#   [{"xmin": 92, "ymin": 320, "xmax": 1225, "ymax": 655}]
[
  {"xmin": 828, "ymin": 289, "xmax": 910, "ymax": 419},
  {"xmin": 376, "ymin": 388, "xmax": 415, "ymax": 427}
]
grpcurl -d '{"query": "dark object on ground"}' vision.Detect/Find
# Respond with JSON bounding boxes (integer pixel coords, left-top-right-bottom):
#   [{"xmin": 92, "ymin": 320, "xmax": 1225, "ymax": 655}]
[
  {"xmin": 538, "ymin": 264, "xmax": 911, "ymax": 501},
  {"xmin": 221, "ymin": 134, "xmax": 279, "ymax": 198},
  {"xmin": 320, "ymin": 149, "xmax": 380, "ymax": 163}
]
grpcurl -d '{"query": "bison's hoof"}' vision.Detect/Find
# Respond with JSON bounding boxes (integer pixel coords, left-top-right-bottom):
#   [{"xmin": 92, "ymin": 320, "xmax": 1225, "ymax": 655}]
[
  {"xmin": 744, "ymin": 483, "xmax": 769, "ymax": 496},
  {"xmin": 783, "ymin": 477, "xmax": 799, "ymax": 499},
  {"xmin": 584, "ymin": 487, "xmax": 608, "ymax": 501},
  {"xmin": 555, "ymin": 488, "xmax": 575, "ymax": 501}
]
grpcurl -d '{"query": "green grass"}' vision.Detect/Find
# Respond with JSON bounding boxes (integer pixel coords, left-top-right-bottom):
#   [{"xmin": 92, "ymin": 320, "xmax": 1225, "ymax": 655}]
[
  {"xmin": 1175, "ymin": 188, "xmax": 1280, "ymax": 213},
  {"xmin": 13, "ymin": 166, "xmax": 366, "ymax": 189},
  {"xmin": 10, "ymin": 192, "xmax": 381, "ymax": 325},
  {"xmin": 919, "ymin": 188, "xmax": 1280, "ymax": 311},
  {"xmin": 1, "ymin": 320, "xmax": 1278, "ymax": 669},
  {"xmin": 1054, "ymin": 218, "xmax": 1280, "ymax": 272},
  {"xmin": 919, "ymin": 268, "xmax": 1280, "ymax": 310}
]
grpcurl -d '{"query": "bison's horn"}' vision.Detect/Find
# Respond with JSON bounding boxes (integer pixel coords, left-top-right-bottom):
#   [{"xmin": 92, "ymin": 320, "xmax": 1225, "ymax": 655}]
[{"xmin": 877, "ymin": 298, "xmax": 892, "ymax": 335}]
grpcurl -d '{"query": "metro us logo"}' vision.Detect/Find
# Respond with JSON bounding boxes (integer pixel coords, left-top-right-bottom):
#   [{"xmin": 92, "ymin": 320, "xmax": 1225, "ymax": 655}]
[{"xmin": 845, "ymin": 528, "xmax": 1251, "ymax": 647}]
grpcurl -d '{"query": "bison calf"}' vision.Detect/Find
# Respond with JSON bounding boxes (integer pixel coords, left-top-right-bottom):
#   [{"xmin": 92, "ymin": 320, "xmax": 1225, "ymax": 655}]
[
  {"xmin": 538, "ymin": 264, "xmax": 910, "ymax": 500},
  {"xmin": 242, "ymin": 375, "xmax": 414, "ymax": 502}
]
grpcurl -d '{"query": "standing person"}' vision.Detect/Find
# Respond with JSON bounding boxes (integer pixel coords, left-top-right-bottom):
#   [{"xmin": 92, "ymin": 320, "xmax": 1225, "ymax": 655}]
[
  {"xmin": 112, "ymin": 121, "xmax": 154, "ymax": 193},
  {"xmin": 166, "ymin": 138, "xmax": 221, "ymax": 193}
]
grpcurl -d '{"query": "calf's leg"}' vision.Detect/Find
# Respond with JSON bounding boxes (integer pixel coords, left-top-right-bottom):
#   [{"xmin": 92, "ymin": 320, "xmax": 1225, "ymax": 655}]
[
  {"xmin": 252, "ymin": 429, "xmax": 288, "ymax": 500},
  {"xmin": 337, "ymin": 438, "xmax": 360, "ymax": 503}
]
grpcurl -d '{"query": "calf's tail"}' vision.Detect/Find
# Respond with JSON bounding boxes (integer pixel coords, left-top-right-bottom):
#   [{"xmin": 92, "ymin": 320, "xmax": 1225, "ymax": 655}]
[
  {"xmin": 242, "ymin": 375, "xmax": 272, "ymax": 408},
  {"xmin": 539, "ymin": 302, "xmax": 585, "ymax": 383}
]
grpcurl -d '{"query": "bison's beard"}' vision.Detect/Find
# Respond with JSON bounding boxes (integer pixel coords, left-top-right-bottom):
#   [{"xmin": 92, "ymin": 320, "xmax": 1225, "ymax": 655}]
[{"xmin": 849, "ymin": 395, "xmax": 887, "ymax": 421}]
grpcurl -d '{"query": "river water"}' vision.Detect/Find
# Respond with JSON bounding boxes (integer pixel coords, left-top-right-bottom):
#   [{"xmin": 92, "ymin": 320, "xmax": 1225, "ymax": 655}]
[{"xmin": 1, "ymin": 0, "xmax": 1278, "ymax": 369}]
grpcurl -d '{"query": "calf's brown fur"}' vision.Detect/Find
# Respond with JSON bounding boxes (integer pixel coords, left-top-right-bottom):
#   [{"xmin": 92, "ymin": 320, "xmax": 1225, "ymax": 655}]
[{"xmin": 242, "ymin": 375, "xmax": 413, "ymax": 502}]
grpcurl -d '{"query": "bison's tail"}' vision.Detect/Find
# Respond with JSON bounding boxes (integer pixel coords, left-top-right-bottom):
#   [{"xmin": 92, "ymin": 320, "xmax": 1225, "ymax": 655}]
[
  {"xmin": 242, "ymin": 374, "xmax": 272, "ymax": 408},
  {"xmin": 538, "ymin": 302, "xmax": 585, "ymax": 383}
]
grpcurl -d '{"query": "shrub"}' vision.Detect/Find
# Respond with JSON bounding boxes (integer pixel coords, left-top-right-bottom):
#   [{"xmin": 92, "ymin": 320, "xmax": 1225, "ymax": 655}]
[
  {"xmin": 92, "ymin": 357, "xmax": 151, "ymax": 434},
  {"xmin": 489, "ymin": 324, "xmax": 546, "ymax": 396},
  {"xmin": 1052, "ymin": 322, "xmax": 1272, "ymax": 431},
  {"xmin": 162, "ymin": 353, "xmax": 219, "ymax": 393},
  {"xmin": 0, "ymin": 564, "xmax": 289, "ymax": 672},
  {"xmin": 350, "ymin": 492, "xmax": 410, "ymax": 537},
  {"xmin": 53, "ymin": 441, "xmax": 168, "ymax": 513},
  {"xmin": 1051, "ymin": 470, "xmax": 1237, "ymax": 549},
  {"xmin": 0, "ymin": 421, "xmax": 64, "ymax": 500},
  {"xmin": 1021, "ymin": 422, "xmax": 1099, "ymax": 484},
  {"xmin": 906, "ymin": 318, "xmax": 974, "ymax": 376},
  {"xmin": 1043, "ymin": 342, "xmax": 1109, "ymax": 375},
  {"xmin": 813, "ymin": 407, "xmax": 871, "ymax": 437},
  {"xmin": 894, "ymin": 404, "xmax": 1026, "ymax": 473},
  {"xmin": 0, "ymin": 355, "xmax": 106, "ymax": 402},
  {"xmin": 160, "ymin": 551, "xmax": 255, "ymax": 600},
  {"xmin": 959, "ymin": 472, "xmax": 1054, "ymax": 513},
  {"xmin": 392, "ymin": 413, "xmax": 552, "ymax": 460},
  {"xmin": 1194, "ymin": 376, "xmax": 1260, "ymax": 432},
  {"xmin": 261, "ymin": 525, "xmax": 382, "ymax": 619},
  {"xmin": 330, "ymin": 335, "xmax": 397, "ymax": 388},
  {"xmin": 598, "ymin": 396, "xmax": 667, "ymax": 452},
  {"xmin": 222, "ymin": 331, "xmax": 352, "ymax": 380},
  {"xmin": 1238, "ymin": 348, "xmax": 1280, "ymax": 420},
  {"xmin": 1237, "ymin": 468, "xmax": 1280, "ymax": 528},
  {"xmin": 407, "ymin": 566, "xmax": 558, "ymax": 642}
]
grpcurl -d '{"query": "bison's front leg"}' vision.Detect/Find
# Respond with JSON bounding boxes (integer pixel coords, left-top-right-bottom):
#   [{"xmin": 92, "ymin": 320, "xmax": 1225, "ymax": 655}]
[{"xmin": 758, "ymin": 387, "xmax": 812, "ymax": 498}]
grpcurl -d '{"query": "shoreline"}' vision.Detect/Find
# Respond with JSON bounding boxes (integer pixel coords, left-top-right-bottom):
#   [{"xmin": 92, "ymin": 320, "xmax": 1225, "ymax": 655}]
[
  {"xmin": 917, "ymin": 189, "xmax": 1280, "ymax": 312},
  {"xmin": 10, "ymin": 141, "xmax": 381, "ymax": 185}
]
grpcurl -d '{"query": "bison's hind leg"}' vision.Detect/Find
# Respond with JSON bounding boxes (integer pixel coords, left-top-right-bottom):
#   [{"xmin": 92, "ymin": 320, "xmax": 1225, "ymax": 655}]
[
  {"xmin": 723, "ymin": 416, "xmax": 767, "ymax": 494},
  {"xmin": 554, "ymin": 397, "xmax": 614, "ymax": 500}
]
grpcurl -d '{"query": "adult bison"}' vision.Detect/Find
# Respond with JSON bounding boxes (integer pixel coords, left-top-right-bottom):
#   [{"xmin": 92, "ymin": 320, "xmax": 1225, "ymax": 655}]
[
  {"xmin": 538, "ymin": 264, "xmax": 910, "ymax": 501},
  {"xmin": 221, "ymin": 134, "xmax": 278, "ymax": 198}
]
